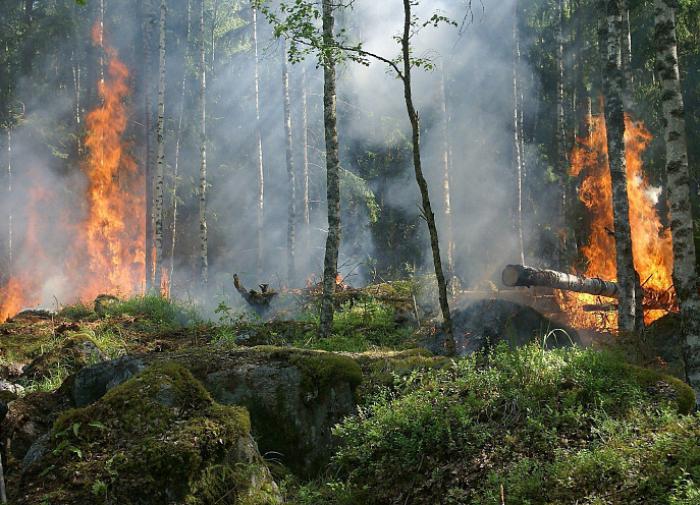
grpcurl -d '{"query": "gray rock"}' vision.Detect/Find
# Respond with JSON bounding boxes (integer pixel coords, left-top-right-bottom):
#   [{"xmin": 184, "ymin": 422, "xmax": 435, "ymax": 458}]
[
  {"xmin": 21, "ymin": 433, "xmax": 49, "ymax": 472},
  {"xmin": 428, "ymin": 300, "xmax": 580, "ymax": 356},
  {"xmin": 72, "ymin": 356, "xmax": 145, "ymax": 407}
]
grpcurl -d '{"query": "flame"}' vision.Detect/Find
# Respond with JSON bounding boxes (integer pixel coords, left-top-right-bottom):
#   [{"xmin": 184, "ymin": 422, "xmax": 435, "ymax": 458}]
[
  {"xmin": 559, "ymin": 112, "xmax": 675, "ymax": 329},
  {"xmin": 0, "ymin": 23, "xmax": 145, "ymax": 321},
  {"xmin": 78, "ymin": 25, "xmax": 145, "ymax": 301}
]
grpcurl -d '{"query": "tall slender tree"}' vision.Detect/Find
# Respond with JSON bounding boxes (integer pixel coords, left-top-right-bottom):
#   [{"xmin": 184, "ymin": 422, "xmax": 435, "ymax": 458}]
[
  {"xmin": 198, "ymin": 0, "xmax": 208, "ymax": 286},
  {"xmin": 142, "ymin": 0, "xmax": 155, "ymax": 291},
  {"xmin": 153, "ymin": 0, "xmax": 167, "ymax": 292},
  {"xmin": 439, "ymin": 65, "xmax": 455, "ymax": 278},
  {"xmin": 602, "ymin": 0, "xmax": 638, "ymax": 332},
  {"xmin": 169, "ymin": 0, "xmax": 192, "ymax": 288},
  {"xmin": 319, "ymin": 0, "xmax": 341, "ymax": 338},
  {"xmin": 252, "ymin": 4, "xmax": 265, "ymax": 278},
  {"xmin": 654, "ymin": 0, "xmax": 700, "ymax": 402},
  {"xmin": 282, "ymin": 40, "xmax": 296, "ymax": 285},
  {"xmin": 513, "ymin": 0, "xmax": 525, "ymax": 265},
  {"xmin": 301, "ymin": 65, "xmax": 310, "ymax": 231}
]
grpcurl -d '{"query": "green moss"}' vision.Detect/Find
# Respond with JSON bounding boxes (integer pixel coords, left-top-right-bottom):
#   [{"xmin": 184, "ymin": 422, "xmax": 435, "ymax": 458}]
[
  {"xmin": 287, "ymin": 351, "xmax": 363, "ymax": 395},
  {"xmin": 57, "ymin": 303, "xmax": 97, "ymax": 322},
  {"xmin": 21, "ymin": 362, "xmax": 272, "ymax": 505},
  {"xmin": 625, "ymin": 364, "xmax": 696, "ymax": 414}
]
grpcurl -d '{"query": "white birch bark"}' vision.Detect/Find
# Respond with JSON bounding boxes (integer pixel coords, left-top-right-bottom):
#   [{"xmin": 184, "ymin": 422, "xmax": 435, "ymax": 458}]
[
  {"xmin": 654, "ymin": 0, "xmax": 700, "ymax": 403},
  {"xmin": 512, "ymin": 2, "xmax": 525, "ymax": 265},
  {"xmin": 253, "ymin": 4, "xmax": 265, "ymax": 278},
  {"xmin": 282, "ymin": 40, "xmax": 296, "ymax": 285},
  {"xmin": 198, "ymin": 0, "xmax": 208, "ymax": 286},
  {"xmin": 153, "ymin": 0, "xmax": 167, "ymax": 292},
  {"xmin": 319, "ymin": 0, "xmax": 341, "ymax": 338},
  {"xmin": 603, "ymin": 0, "xmax": 638, "ymax": 332},
  {"xmin": 439, "ymin": 65, "xmax": 455, "ymax": 276}
]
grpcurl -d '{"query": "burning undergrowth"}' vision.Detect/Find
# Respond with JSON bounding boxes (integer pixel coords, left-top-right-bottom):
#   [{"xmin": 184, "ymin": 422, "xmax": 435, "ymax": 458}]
[{"xmin": 0, "ymin": 25, "xmax": 144, "ymax": 321}]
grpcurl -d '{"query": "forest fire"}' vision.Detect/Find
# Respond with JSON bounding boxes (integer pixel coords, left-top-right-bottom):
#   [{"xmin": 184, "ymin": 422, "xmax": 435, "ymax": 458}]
[
  {"xmin": 0, "ymin": 25, "xmax": 144, "ymax": 321},
  {"xmin": 558, "ymin": 113, "xmax": 676, "ymax": 329}
]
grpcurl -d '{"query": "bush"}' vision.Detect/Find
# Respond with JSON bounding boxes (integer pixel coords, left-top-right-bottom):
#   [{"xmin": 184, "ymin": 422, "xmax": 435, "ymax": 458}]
[
  {"xmin": 101, "ymin": 295, "xmax": 199, "ymax": 329},
  {"xmin": 330, "ymin": 344, "xmax": 698, "ymax": 505}
]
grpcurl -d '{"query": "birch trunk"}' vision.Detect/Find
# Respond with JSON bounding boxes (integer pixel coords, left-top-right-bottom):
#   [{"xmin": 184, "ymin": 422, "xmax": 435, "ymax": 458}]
[
  {"xmin": 169, "ymin": 0, "xmax": 192, "ymax": 287},
  {"xmin": 319, "ymin": 0, "xmax": 341, "ymax": 339},
  {"xmin": 5, "ymin": 127, "xmax": 11, "ymax": 269},
  {"xmin": 153, "ymin": 0, "xmax": 167, "ymax": 292},
  {"xmin": 143, "ymin": 0, "xmax": 155, "ymax": 291},
  {"xmin": 512, "ymin": 2, "xmax": 525, "ymax": 265},
  {"xmin": 654, "ymin": 0, "xmax": 700, "ymax": 403},
  {"xmin": 198, "ymin": 0, "xmax": 209, "ymax": 286},
  {"xmin": 556, "ymin": 0, "xmax": 568, "ymax": 266},
  {"xmin": 401, "ymin": 0, "xmax": 455, "ymax": 355},
  {"xmin": 282, "ymin": 41, "xmax": 296, "ymax": 285},
  {"xmin": 621, "ymin": 0, "xmax": 635, "ymax": 110},
  {"xmin": 301, "ymin": 65, "xmax": 310, "ymax": 229},
  {"xmin": 602, "ymin": 0, "xmax": 638, "ymax": 332},
  {"xmin": 252, "ymin": 5, "xmax": 265, "ymax": 277},
  {"xmin": 439, "ymin": 65, "xmax": 455, "ymax": 277}
]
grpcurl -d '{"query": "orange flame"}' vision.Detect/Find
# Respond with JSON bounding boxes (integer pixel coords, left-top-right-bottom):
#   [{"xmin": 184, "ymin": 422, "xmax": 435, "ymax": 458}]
[
  {"xmin": 0, "ymin": 23, "xmax": 145, "ymax": 321},
  {"xmin": 559, "ymin": 113, "xmax": 675, "ymax": 329}
]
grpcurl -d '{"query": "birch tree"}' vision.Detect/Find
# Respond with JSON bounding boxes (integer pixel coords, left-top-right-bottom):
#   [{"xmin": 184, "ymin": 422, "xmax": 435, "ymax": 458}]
[
  {"xmin": 169, "ymin": 0, "xmax": 192, "ymax": 287},
  {"xmin": 252, "ymin": 4, "xmax": 265, "ymax": 278},
  {"xmin": 654, "ymin": 0, "xmax": 700, "ymax": 403},
  {"xmin": 142, "ymin": 0, "xmax": 155, "ymax": 291},
  {"xmin": 602, "ymin": 0, "xmax": 638, "ymax": 332},
  {"xmin": 153, "ymin": 0, "xmax": 167, "ymax": 292},
  {"xmin": 513, "ymin": 0, "xmax": 525, "ymax": 266},
  {"xmin": 301, "ymin": 65, "xmax": 310, "ymax": 232},
  {"xmin": 198, "ymin": 0, "xmax": 208, "ymax": 286},
  {"xmin": 439, "ymin": 65, "xmax": 455, "ymax": 277},
  {"xmin": 282, "ymin": 39, "xmax": 296, "ymax": 285}
]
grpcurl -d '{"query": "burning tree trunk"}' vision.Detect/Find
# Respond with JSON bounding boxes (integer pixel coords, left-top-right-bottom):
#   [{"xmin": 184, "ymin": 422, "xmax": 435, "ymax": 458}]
[
  {"xmin": 556, "ymin": 0, "xmax": 568, "ymax": 266},
  {"xmin": 319, "ymin": 0, "xmax": 341, "ymax": 339},
  {"xmin": 503, "ymin": 264, "xmax": 620, "ymax": 297},
  {"xmin": 401, "ymin": 0, "xmax": 455, "ymax": 355},
  {"xmin": 282, "ymin": 40, "xmax": 296, "ymax": 285},
  {"xmin": 153, "ymin": 0, "xmax": 167, "ymax": 292},
  {"xmin": 170, "ymin": 0, "xmax": 192, "ymax": 288},
  {"xmin": 602, "ymin": 0, "xmax": 638, "ymax": 332},
  {"xmin": 621, "ymin": 0, "xmax": 635, "ymax": 110},
  {"xmin": 198, "ymin": 0, "xmax": 208, "ymax": 286},
  {"xmin": 5, "ymin": 127, "xmax": 12, "ymax": 269},
  {"xmin": 654, "ymin": 0, "xmax": 700, "ymax": 403},
  {"xmin": 252, "ymin": 4, "xmax": 265, "ymax": 278}
]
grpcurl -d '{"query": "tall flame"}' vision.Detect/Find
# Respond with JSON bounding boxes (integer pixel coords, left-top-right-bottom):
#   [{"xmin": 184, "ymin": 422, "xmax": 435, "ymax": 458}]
[
  {"xmin": 0, "ymin": 23, "xmax": 145, "ymax": 321},
  {"xmin": 560, "ymin": 113, "xmax": 675, "ymax": 329}
]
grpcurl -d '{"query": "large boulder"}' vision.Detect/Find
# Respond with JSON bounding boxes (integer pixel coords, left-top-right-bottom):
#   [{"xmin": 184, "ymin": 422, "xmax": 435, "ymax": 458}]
[
  {"xmin": 167, "ymin": 346, "xmax": 363, "ymax": 477},
  {"xmin": 17, "ymin": 362, "xmax": 281, "ymax": 505},
  {"xmin": 427, "ymin": 299, "xmax": 580, "ymax": 355}
]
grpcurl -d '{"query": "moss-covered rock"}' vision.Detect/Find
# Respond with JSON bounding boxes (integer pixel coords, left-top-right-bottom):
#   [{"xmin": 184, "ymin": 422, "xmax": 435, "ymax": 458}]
[
  {"xmin": 22, "ymin": 331, "xmax": 108, "ymax": 382},
  {"xmin": 168, "ymin": 346, "xmax": 362, "ymax": 478},
  {"xmin": 16, "ymin": 362, "xmax": 281, "ymax": 505}
]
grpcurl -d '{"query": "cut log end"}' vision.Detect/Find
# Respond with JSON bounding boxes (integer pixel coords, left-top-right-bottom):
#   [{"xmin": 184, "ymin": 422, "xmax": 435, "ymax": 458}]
[{"xmin": 502, "ymin": 265, "xmax": 525, "ymax": 287}]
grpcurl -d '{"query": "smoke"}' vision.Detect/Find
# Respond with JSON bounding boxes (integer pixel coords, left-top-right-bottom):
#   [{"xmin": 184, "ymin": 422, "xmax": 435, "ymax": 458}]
[{"xmin": 0, "ymin": 0, "xmax": 554, "ymax": 315}]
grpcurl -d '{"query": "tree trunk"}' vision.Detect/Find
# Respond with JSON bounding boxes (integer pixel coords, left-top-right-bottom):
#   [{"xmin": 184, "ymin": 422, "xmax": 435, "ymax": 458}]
[
  {"xmin": 252, "ymin": 4, "xmax": 265, "ymax": 278},
  {"xmin": 556, "ymin": 0, "xmax": 569, "ymax": 267},
  {"xmin": 153, "ymin": 0, "xmax": 167, "ymax": 292},
  {"xmin": 301, "ymin": 65, "xmax": 310, "ymax": 229},
  {"xmin": 169, "ymin": 0, "xmax": 192, "ymax": 288},
  {"xmin": 198, "ymin": 0, "xmax": 208, "ymax": 287},
  {"xmin": 401, "ymin": 0, "xmax": 455, "ymax": 355},
  {"xmin": 22, "ymin": 0, "xmax": 34, "ymax": 76},
  {"xmin": 654, "ymin": 0, "xmax": 700, "ymax": 403},
  {"xmin": 143, "ymin": 0, "xmax": 155, "ymax": 292},
  {"xmin": 5, "ymin": 127, "xmax": 11, "ymax": 269},
  {"xmin": 512, "ymin": 1, "xmax": 525, "ymax": 265},
  {"xmin": 282, "ymin": 40, "xmax": 296, "ymax": 285},
  {"xmin": 621, "ymin": 0, "xmax": 635, "ymax": 110},
  {"xmin": 503, "ymin": 264, "xmax": 620, "ymax": 297},
  {"xmin": 439, "ymin": 65, "xmax": 455, "ymax": 277},
  {"xmin": 602, "ymin": 0, "xmax": 638, "ymax": 332},
  {"xmin": 319, "ymin": 0, "xmax": 341, "ymax": 339}
]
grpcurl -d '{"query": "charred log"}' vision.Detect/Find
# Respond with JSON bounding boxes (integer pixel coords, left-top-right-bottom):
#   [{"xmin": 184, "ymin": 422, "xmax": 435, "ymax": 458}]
[
  {"xmin": 233, "ymin": 274, "xmax": 278, "ymax": 313},
  {"xmin": 502, "ymin": 265, "xmax": 619, "ymax": 298}
]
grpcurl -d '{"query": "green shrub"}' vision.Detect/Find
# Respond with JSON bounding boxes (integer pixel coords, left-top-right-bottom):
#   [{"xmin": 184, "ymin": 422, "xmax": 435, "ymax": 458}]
[
  {"xmin": 331, "ymin": 344, "xmax": 698, "ymax": 505},
  {"xmin": 101, "ymin": 295, "xmax": 199, "ymax": 329}
]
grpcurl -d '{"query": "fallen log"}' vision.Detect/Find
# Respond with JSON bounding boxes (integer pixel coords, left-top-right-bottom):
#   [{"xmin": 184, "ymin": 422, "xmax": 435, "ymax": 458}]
[{"xmin": 502, "ymin": 265, "xmax": 619, "ymax": 298}]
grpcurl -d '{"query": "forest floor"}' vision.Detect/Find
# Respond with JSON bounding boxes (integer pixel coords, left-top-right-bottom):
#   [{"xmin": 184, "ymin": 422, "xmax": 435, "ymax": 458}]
[{"xmin": 0, "ymin": 289, "xmax": 698, "ymax": 504}]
